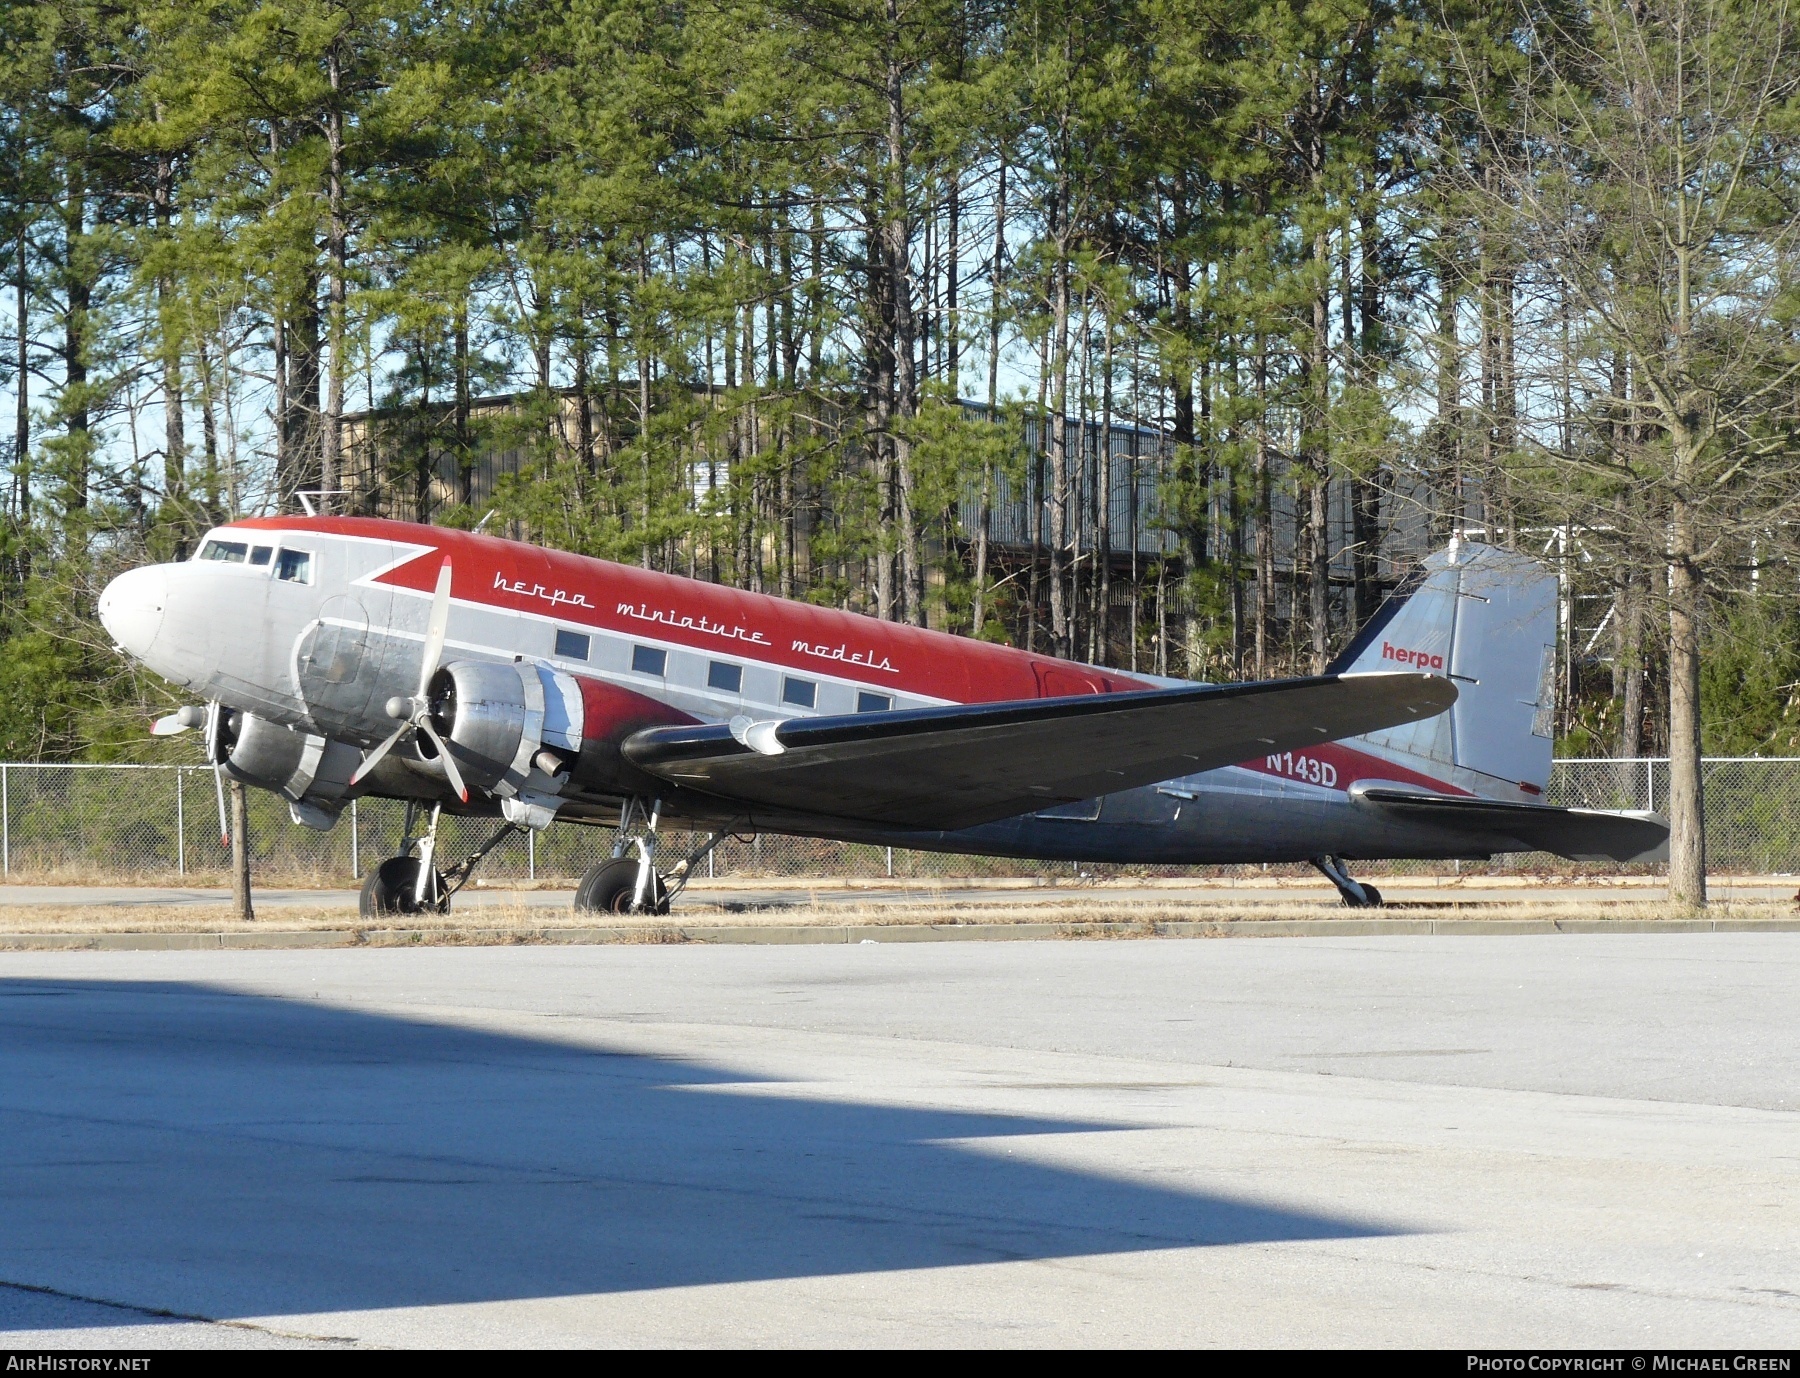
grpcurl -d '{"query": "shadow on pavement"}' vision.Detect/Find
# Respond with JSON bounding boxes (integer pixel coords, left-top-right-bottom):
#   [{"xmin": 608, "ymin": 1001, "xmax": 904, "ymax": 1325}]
[{"xmin": 0, "ymin": 977, "xmax": 1397, "ymax": 1322}]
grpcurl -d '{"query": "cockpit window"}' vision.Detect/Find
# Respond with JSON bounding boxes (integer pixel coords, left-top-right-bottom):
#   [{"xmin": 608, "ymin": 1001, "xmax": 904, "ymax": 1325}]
[
  {"xmin": 274, "ymin": 549, "xmax": 313, "ymax": 584},
  {"xmin": 248, "ymin": 546, "xmax": 273, "ymax": 567},
  {"xmin": 199, "ymin": 539, "xmax": 248, "ymax": 563}
]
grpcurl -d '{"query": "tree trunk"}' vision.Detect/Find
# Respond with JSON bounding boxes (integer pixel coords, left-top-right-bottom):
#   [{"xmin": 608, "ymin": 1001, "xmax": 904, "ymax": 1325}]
[
  {"xmin": 1047, "ymin": 192, "xmax": 1072, "ymax": 658},
  {"xmin": 971, "ymin": 158, "xmax": 1005, "ymax": 639},
  {"xmin": 1097, "ymin": 320, "xmax": 1113, "ymax": 666},
  {"xmin": 14, "ymin": 227, "xmax": 28, "ymax": 534},
  {"xmin": 1667, "ymin": 490, "xmax": 1706, "ymax": 906},
  {"xmin": 414, "ymin": 338, "xmax": 433, "ymax": 522},
  {"xmin": 639, "ymin": 243, "xmax": 654, "ymax": 568},
  {"xmin": 1351, "ymin": 208, "xmax": 1382, "ymax": 627},
  {"xmin": 1253, "ymin": 332, "xmax": 1272, "ymax": 678},
  {"xmin": 60, "ymin": 165, "xmax": 90, "ymax": 512},
  {"xmin": 154, "ymin": 145, "xmax": 185, "ymax": 528},
  {"xmin": 883, "ymin": 11, "xmax": 923, "ymax": 626},
  {"xmin": 1618, "ymin": 571, "xmax": 1644, "ymax": 760},
  {"xmin": 322, "ymin": 44, "xmax": 347, "ymax": 516},
  {"xmin": 229, "ymin": 779, "xmax": 254, "ymax": 923},
  {"xmin": 946, "ymin": 169, "xmax": 960, "ymax": 389},
  {"xmin": 971, "ymin": 462, "xmax": 992, "ymax": 638},
  {"xmin": 575, "ymin": 334, "xmax": 594, "ymax": 473},
  {"xmin": 864, "ymin": 176, "xmax": 895, "ymax": 621},
  {"xmin": 1306, "ymin": 222, "xmax": 1331, "ymax": 673},
  {"xmin": 454, "ymin": 300, "xmax": 473, "ymax": 506},
  {"xmin": 196, "ymin": 335, "xmax": 220, "ymax": 513},
  {"xmin": 288, "ymin": 282, "xmax": 322, "ymax": 505}
]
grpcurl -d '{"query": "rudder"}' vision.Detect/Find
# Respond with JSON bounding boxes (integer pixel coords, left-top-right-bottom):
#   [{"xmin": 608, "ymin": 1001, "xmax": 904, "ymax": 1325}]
[{"xmin": 1331, "ymin": 541, "xmax": 1558, "ymax": 798}]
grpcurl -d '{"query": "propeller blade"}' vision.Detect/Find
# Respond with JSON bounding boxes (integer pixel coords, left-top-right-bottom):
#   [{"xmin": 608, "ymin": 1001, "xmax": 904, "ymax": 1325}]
[
  {"xmin": 419, "ymin": 721, "xmax": 469, "ymax": 803},
  {"xmin": 152, "ymin": 704, "xmax": 207, "ymax": 737},
  {"xmin": 213, "ymin": 763, "xmax": 230, "ymax": 848},
  {"xmin": 351, "ymin": 722, "xmax": 411, "ymax": 786},
  {"xmin": 417, "ymin": 558, "xmax": 453, "ymax": 700}
]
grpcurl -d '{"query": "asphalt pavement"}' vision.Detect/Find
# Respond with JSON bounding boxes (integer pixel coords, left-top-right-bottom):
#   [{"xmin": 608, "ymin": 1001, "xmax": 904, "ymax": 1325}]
[{"xmin": 0, "ymin": 935, "xmax": 1795, "ymax": 1346}]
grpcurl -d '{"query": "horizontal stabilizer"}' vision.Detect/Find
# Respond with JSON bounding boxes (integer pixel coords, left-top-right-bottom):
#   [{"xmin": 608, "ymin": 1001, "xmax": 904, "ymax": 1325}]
[
  {"xmin": 1355, "ymin": 788, "xmax": 1669, "ymax": 863},
  {"xmin": 623, "ymin": 672, "xmax": 1457, "ymax": 829}
]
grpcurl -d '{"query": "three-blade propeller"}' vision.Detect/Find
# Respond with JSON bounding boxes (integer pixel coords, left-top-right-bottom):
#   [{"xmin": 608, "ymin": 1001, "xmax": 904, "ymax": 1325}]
[{"xmin": 349, "ymin": 559, "xmax": 469, "ymax": 803}]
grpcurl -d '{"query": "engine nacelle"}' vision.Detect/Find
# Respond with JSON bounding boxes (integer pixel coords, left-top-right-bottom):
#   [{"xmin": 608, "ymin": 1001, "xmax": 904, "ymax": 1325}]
[
  {"xmin": 216, "ymin": 710, "xmax": 361, "ymax": 830},
  {"xmin": 404, "ymin": 660, "xmax": 587, "ymax": 824},
  {"xmin": 407, "ymin": 662, "xmax": 698, "ymax": 807}
]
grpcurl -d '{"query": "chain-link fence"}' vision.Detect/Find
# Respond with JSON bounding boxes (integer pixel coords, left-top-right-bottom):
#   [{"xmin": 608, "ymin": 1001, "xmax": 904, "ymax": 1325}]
[{"xmin": 0, "ymin": 758, "xmax": 1791, "ymax": 886}]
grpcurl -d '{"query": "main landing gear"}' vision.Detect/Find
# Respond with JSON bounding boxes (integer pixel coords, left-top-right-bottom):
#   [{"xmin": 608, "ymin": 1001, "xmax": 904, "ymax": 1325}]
[
  {"xmin": 1311, "ymin": 854, "xmax": 1383, "ymax": 909},
  {"xmin": 573, "ymin": 797, "xmax": 726, "ymax": 917},
  {"xmin": 359, "ymin": 802, "xmax": 524, "ymax": 918}
]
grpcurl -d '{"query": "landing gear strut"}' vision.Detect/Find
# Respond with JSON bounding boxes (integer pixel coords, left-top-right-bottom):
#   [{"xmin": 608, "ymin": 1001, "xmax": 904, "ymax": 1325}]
[
  {"xmin": 574, "ymin": 798, "xmax": 727, "ymax": 916},
  {"xmin": 1311, "ymin": 854, "xmax": 1383, "ymax": 909},
  {"xmin": 359, "ymin": 802, "xmax": 523, "ymax": 918}
]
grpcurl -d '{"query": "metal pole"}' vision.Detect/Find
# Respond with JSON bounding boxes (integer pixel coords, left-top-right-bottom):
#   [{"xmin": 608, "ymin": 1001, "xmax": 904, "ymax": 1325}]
[
  {"xmin": 528, "ymin": 826, "xmax": 535, "ymax": 881},
  {"xmin": 176, "ymin": 768, "xmax": 185, "ymax": 877},
  {"xmin": 1648, "ymin": 757, "xmax": 1655, "ymax": 812},
  {"xmin": 350, "ymin": 799, "xmax": 359, "ymax": 879},
  {"xmin": 3, "ymin": 763, "xmax": 9, "ymax": 877},
  {"xmin": 886, "ymin": 846, "xmax": 893, "ymax": 878}
]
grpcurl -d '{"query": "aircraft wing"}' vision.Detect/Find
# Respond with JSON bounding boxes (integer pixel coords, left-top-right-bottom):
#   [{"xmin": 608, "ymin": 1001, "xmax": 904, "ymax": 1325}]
[
  {"xmin": 1354, "ymin": 788, "xmax": 1669, "ymax": 862},
  {"xmin": 621, "ymin": 672, "xmax": 1456, "ymax": 829}
]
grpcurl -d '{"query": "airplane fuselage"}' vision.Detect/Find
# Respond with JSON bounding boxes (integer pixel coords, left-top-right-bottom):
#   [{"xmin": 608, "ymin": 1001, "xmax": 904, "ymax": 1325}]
[{"xmin": 97, "ymin": 516, "xmax": 1539, "ymax": 865}]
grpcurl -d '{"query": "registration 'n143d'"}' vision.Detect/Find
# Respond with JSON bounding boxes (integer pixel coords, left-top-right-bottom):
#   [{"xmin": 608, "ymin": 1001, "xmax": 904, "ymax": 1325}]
[{"xmin": 1265, "ymin": 752, "xmax": 1339, "ymax": 788}]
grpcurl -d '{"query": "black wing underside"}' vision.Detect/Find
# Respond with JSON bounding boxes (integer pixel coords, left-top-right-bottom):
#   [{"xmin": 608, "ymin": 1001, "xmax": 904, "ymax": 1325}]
[
  {"xmin": 621, "ymin": 672, "xmax": 1456, "ymax": 830},
  {"xmin": 1356, "ymin": 788, "xmax": 1669, "ymax": 862}
]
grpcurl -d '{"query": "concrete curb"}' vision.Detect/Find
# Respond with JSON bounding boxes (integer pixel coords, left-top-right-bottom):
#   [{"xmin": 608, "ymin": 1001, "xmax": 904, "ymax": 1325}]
[{"xmin": 1, "ymin": 916, "xmax": 1798, "ymax": 950}]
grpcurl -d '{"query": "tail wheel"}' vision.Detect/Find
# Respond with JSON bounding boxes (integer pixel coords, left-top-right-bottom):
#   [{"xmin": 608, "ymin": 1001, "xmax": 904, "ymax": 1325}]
[
  {"xmin": 574, "ymin": 856, "xmax": 670, "ymax": 915},
  {"xmin": 360, "ymin": 856, "xmax": 451, "ymax": 917}
]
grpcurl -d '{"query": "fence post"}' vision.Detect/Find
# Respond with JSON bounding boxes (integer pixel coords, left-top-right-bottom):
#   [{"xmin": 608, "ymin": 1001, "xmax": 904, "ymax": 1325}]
[
  {"xmin": 1647, "ymin": 757, "xmax": 1655, "ymax": 812},
  {"xmin": 176, "ymin": 768, "xmax": 185, "ymax": 877},
  {"xmin": 886, "ymin": 846, "xmax": 893, "ymax": 878},
  {"xmin": 528, "ymin": 826, "xmax": 535, "ymax": 881},
  {"xmin": 2, "ymin": 763, "xmax": 8, "ymax": 878},
  {"xmin": 350, "ymin": 799, "xmax": 359, "ymax": 880}
]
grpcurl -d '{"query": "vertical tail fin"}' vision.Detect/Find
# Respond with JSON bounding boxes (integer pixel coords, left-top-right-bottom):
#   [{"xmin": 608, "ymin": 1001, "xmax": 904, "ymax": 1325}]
[{"xmin": 1332, "ymin": 541, "xmax": 1558, "ymax": 799}]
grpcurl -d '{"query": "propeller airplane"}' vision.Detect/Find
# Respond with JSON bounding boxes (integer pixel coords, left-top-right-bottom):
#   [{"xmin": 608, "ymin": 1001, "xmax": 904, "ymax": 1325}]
[{"xmin": 100, "ymin": 516, "xmax": 1667, "ymax": 916}]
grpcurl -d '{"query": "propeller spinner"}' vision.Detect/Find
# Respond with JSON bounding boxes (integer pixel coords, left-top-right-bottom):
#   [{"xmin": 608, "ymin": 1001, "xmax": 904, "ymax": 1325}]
[{"xmin": 350, "ymin": 559, "xmax": 470, "ymax": 803}]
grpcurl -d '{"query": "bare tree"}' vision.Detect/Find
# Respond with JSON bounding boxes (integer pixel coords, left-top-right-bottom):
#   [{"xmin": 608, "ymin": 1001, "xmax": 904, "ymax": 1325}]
[{"xmin": 1454, "ymin": 0, "xmax": 1800, "ymax": 905}]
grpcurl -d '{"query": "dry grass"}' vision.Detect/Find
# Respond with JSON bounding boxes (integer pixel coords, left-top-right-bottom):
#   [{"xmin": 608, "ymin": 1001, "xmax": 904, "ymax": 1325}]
[
  {"xmin": 0, "ymin": 894, "xmax": 1790, "ymax": 939},
  {"xmin": 676, "ymin": 897, "xmax": 1796, "ymax": 928}
]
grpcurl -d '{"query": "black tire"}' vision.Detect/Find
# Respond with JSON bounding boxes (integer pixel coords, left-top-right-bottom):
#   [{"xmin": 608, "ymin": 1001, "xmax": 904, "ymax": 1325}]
[
  {"xmin": 574, "ymin": 856, "xmax": 669, "ymax": 915},
  {"xmin": 360, "ymin": 856, "xmax": 451, "ymax": 917},
  {"xmin": 1339, "ymin": 881, "xmax": 1383, "ymax": 909}
]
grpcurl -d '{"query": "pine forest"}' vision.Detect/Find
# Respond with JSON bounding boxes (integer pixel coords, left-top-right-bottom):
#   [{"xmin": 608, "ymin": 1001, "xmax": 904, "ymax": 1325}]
[{"xmin": 7, "ymin": 0, "xmax": 1800, "ymax": 898}]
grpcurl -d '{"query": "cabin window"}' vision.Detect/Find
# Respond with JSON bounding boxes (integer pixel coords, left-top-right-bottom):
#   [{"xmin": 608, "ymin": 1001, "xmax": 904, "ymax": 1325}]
[
  {"xmin": 199, "ymin": 539, "xmax": 247, "ymax": 563},
  {"xmin": 708, "ymin": 661, "xmax": 743, "ymax": 693},
  {"xmin": 273, "ymin": 549, "xmax": 312, "ymax": 584},
  {"xmin": 857, "ymin": 691, "xmax": 892, "ymax": 713},
  {"xmin": 554, "ymin": 628, "xmax": 590, "ymax": 661},
  {"xmin": 631, "ymin": 644, "xmax": 666, "ymax": 676},
  {"xmin": 248, "ymin": 546, "xmax": 273, "ymax": 567},
  {"xmin": 781, "ymin": 677, "xmax": 816, "ymax": 709}
]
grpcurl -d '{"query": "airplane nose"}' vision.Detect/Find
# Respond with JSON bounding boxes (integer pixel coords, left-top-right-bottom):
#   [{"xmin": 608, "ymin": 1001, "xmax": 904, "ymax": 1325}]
[{"xmin": 98, "ymin": 564, "xmax": 169, "ymax": 661}]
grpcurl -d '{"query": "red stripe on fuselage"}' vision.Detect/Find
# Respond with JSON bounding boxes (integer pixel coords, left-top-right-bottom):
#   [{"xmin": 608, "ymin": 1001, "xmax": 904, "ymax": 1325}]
[
  {"xmin": 1236, "ymin": 740, "xmax": 1471, "ymax": 796},
  {"xmin": 228, "ymin": 516, "xmax": 1153, "ymax": 704}
]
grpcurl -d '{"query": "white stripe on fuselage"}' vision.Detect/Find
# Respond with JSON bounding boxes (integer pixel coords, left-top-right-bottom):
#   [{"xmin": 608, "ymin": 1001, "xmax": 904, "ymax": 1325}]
[{"xmin": 266, "ymin": 530, "xmax": 958, "ymax": 731}]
